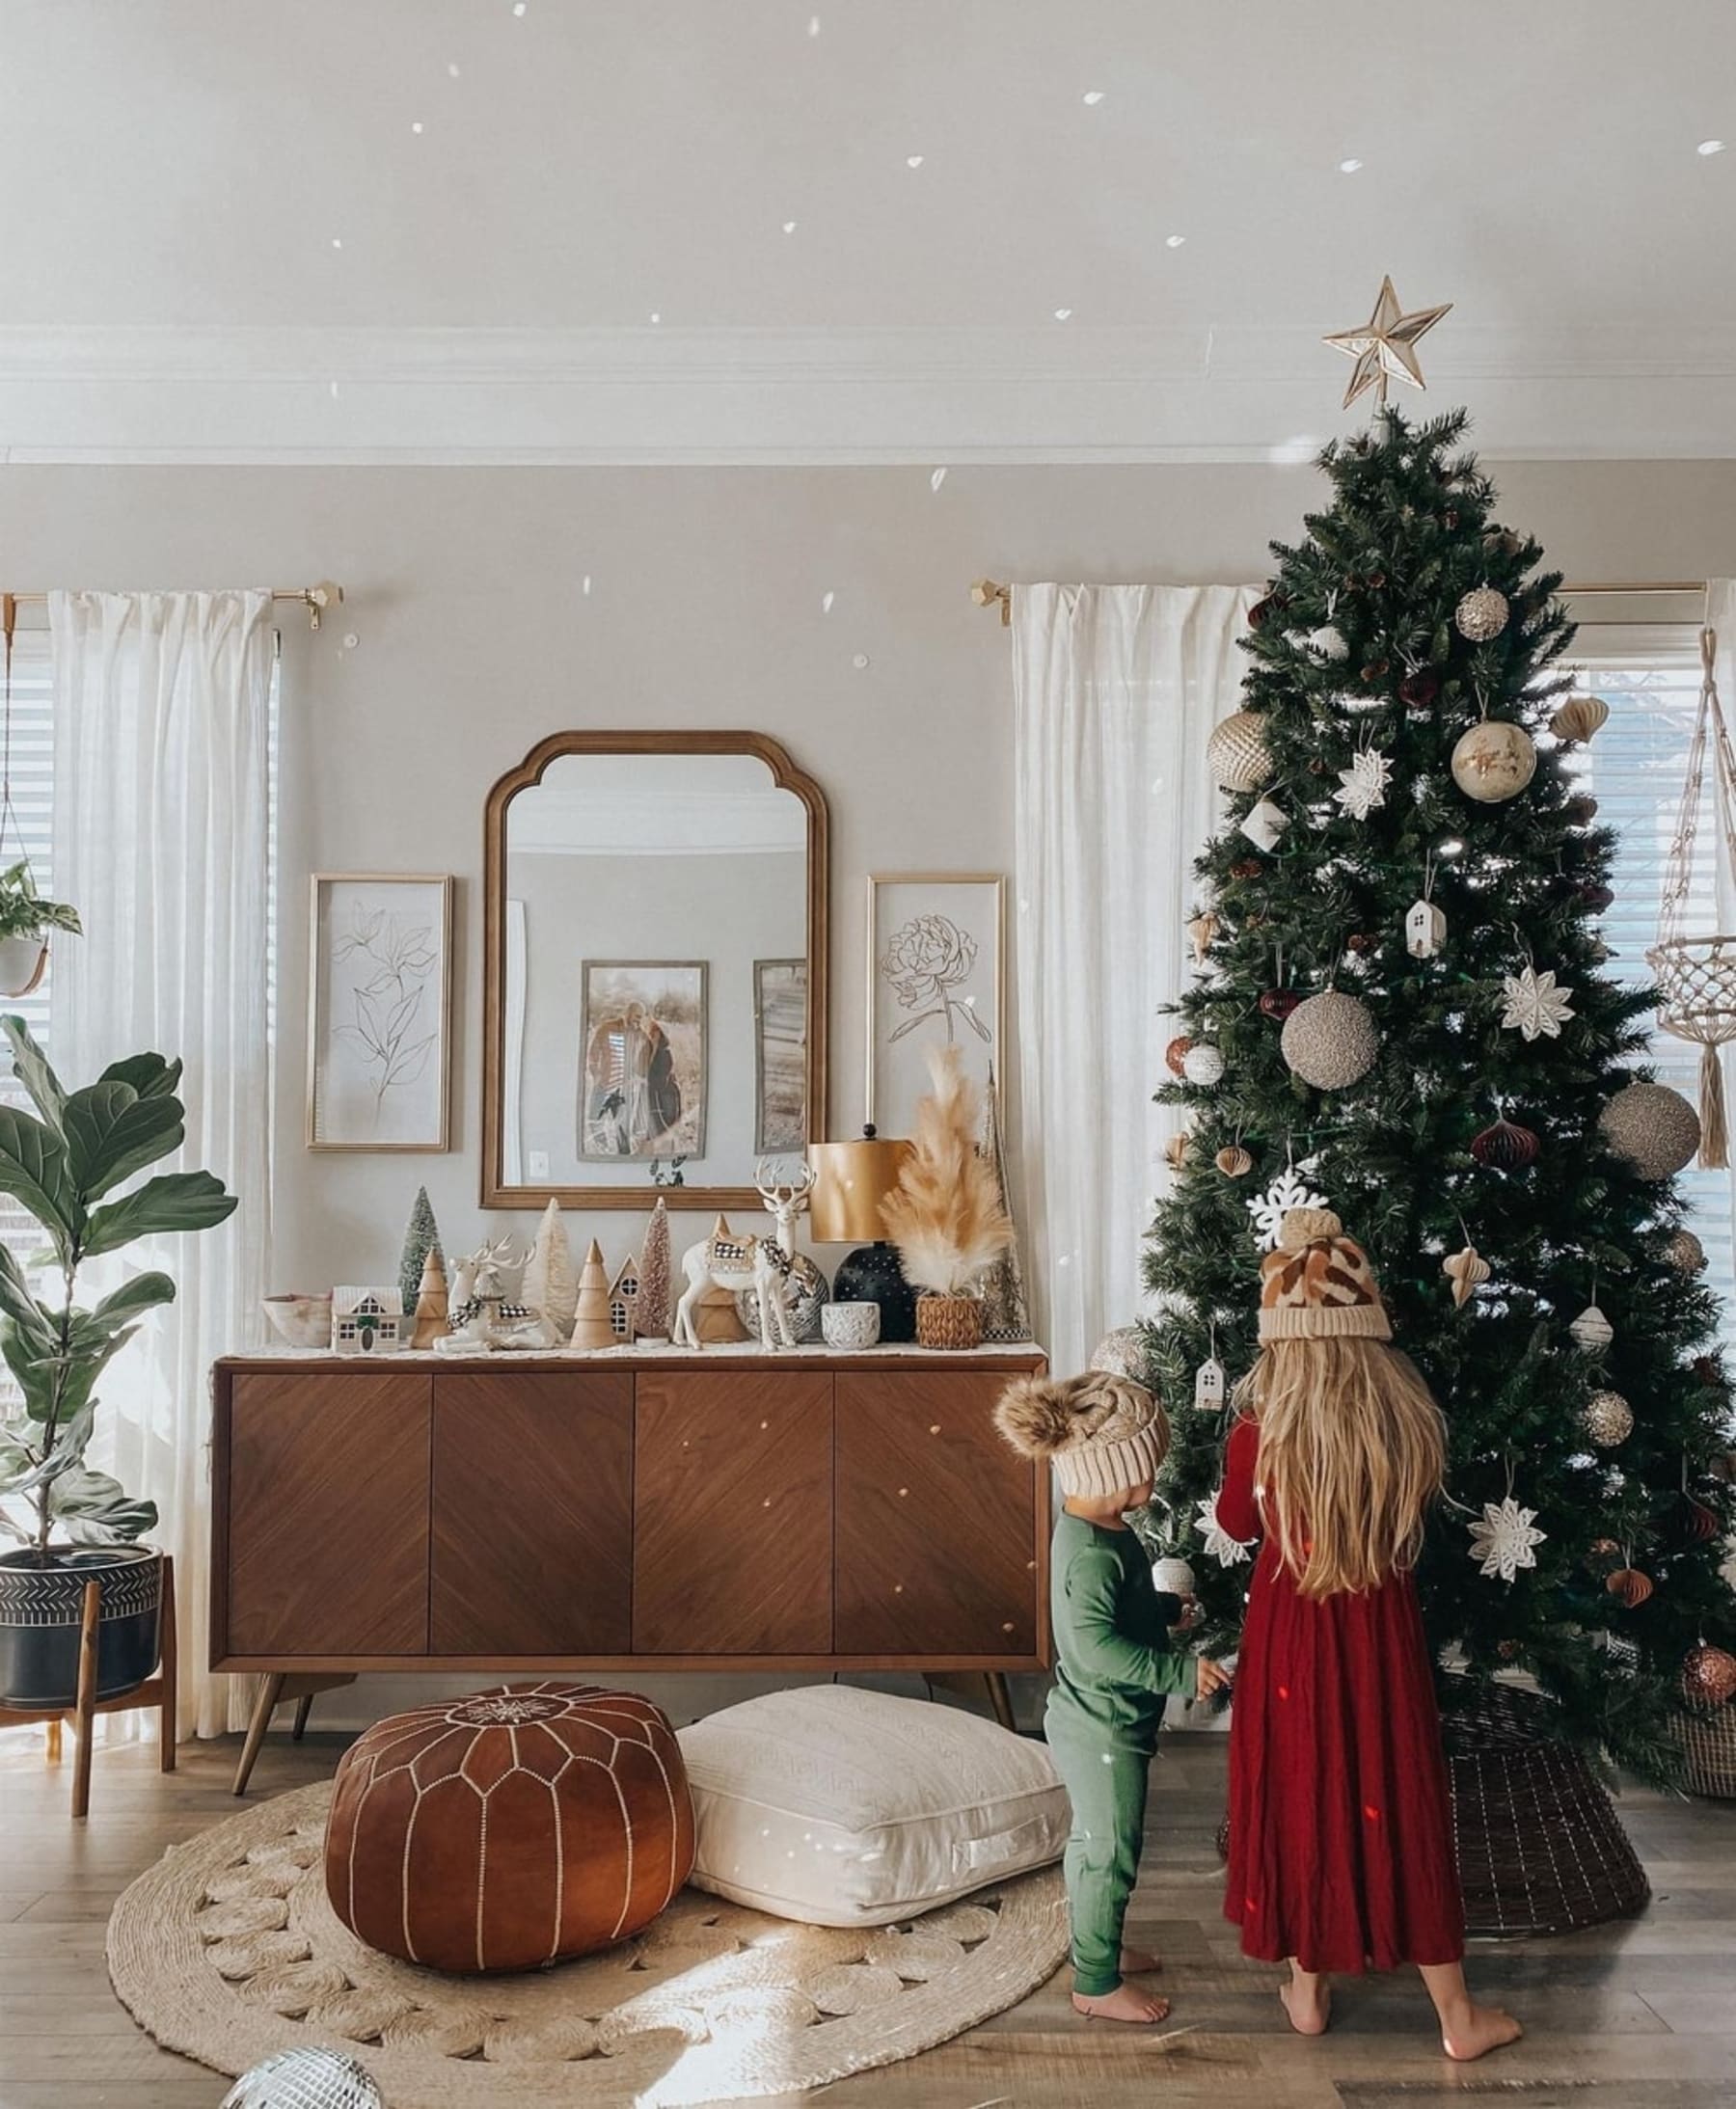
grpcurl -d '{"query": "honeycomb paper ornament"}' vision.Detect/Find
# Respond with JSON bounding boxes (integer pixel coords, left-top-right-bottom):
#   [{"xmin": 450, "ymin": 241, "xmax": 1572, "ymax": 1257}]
[
  {"xmin": 1207, "ymin": 711, "xmax": 1271, "ymax": 793},
  {"xmin": 1164, "ymin": 1130, "xmax": 1191, "ymax": 1170},
  {"xmin": 1682, "ymin": 1643, "xmax": 1736, "ymax": 1707},
  {"xmin": 1600, "ymin": 1080, "xmax": 1701, "ymax": 1179},
  {"xmin": 1569, "ymin": 1303, "xmax": 1614, "ymax": 1353},
  {"xmin": 1280, "ymin": 990, "xmax": 1379, "ymax": 1091},
  {"xmin": 1454, "ymin": 584, "xmax": 1510, "ymax": 640},
  {"xmin": 1583, "ymin": 1389, "xmax": 1633, "ymax": 1446},
  {"xmin": 1215, "ymin": 1143, "xmax": 1253, "ymax": 1176},
  {"xmin": 1443, "ymin": 1243, "xmax": 1490, "ymax": 1308},
  {"xmin": 1089, "ymin": 1326, "xmax": 1147, "ymax": 1379},
  {"xmin": 1182, "ymin": 1041, "xmax": 1226, "ymax": 1086},
  {"xmin": 1451, "ymin": 718, "xmax": 1536, "ymax": 803},
  {"xmin": 1551, "ymin": 692, "xmax": 1611, "ymax": 744},
  {"xmin": 1607, "ymin": 1566, "xmax": 1654, "ymax": 1608},
  {"xmin": 221, "ymin": 2049, "xmax": 385, "ymax": 2109},
  {"xmin": 1666, "ymin": 1227, "xmax": 1707, "ymax": 1272}
]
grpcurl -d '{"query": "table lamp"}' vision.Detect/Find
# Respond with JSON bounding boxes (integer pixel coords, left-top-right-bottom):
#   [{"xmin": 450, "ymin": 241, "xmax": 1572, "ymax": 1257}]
[{"xmin": 806, "ymin": 1128, "xmax": 916, "ymax": 1341}]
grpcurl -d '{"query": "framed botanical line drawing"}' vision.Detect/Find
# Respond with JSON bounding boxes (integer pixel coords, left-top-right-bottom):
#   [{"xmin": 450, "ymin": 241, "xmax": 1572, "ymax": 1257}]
[
  {"xmin": 579, "ymin": 960, "xmax": 708, "ymax": 1162},
  {"xmin": 754, "ymin": 958, "xmax": 808, "ymax": 1153},
  {"xmin": 867, "ymin": 873, "xmax": 1005, "ymax": 1138},
  {"xmin": 307, "ymin": 875, "xmax": 454, "ymax": 1151}
]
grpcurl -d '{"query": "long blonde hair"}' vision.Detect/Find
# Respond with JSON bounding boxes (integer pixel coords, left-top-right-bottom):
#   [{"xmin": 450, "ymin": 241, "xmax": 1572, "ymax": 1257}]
[{"xmin": 1236, "ymin": 1336, "xmax": 1446, "ymax": 1598}]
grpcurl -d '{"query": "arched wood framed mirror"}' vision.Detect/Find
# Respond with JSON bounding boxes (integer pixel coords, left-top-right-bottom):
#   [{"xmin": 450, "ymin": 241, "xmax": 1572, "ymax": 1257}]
[{"xmin": 482, "ymin": 731, "xmax": 828, "ymax": 1209}]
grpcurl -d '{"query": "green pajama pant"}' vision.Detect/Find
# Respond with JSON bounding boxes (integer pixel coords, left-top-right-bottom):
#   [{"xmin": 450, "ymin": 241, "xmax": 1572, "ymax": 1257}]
[{"xmin": 1044, "ymin": 1694, "xmax": 1154, "ymax": 1996}]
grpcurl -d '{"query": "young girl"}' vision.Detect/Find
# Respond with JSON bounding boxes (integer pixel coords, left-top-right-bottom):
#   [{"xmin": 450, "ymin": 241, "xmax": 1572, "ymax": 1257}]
[
  {"xmin": 997, "ymin": 1370, "xmax": 1230, "ymax": 2025},
  {"xmin": 1220, "ymin": 1206, "xmax": 1521, "ymax": 2061}
]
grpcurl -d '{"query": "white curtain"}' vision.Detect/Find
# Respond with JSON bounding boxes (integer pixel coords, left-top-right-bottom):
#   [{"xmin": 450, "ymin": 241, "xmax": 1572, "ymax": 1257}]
[
  {"xmin": 1012, "ymin": 583, "xmax": 1256, "ymax": 1375},
  {"xmin": 49, "ymin": 590, "xmax": 274, "ymax": 1738}
]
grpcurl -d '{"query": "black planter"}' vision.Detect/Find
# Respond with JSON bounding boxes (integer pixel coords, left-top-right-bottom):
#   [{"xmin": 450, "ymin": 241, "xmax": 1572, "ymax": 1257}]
[
  {"xmin": 0, "ymin": 1544, "xmax": 163, "ymax": 1707},
  {"xmin": 831, "ymin": 1240, "xmax": 917, "ymax": 1343}
]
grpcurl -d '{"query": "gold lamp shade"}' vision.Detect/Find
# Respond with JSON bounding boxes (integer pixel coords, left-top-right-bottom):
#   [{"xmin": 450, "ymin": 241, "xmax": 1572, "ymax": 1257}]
[{"xmin": 806, "ymin": 1136, "xmax": 912, "ymax": 1243}]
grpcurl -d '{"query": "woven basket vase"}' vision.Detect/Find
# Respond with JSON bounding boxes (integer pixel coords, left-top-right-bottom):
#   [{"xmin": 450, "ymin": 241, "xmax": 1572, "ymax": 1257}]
[
  {"xmin": 915, "ymin": 1295, "xmax": 984, "ymax": 1351},
  {"xmin": 1675, "ymin": 1704, "xmax": 1736, "ymax": 1798}
]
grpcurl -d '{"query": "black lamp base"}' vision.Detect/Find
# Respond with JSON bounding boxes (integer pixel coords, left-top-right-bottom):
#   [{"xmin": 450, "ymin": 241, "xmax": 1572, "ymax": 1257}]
[{"xmin": 831, "ymin": 1241, "xmax": 917, "ymax": 1343}]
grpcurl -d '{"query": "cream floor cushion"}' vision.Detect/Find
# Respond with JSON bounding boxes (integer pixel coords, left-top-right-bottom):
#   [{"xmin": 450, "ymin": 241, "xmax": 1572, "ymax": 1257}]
[{"xmin": 675, "ymin": 1684, "xmax": 1068, "ymax": 1927}]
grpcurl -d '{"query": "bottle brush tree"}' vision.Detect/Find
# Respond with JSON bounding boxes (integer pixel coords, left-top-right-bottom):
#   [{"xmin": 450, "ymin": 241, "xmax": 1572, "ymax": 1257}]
[{"xmin": 1139, "ymin": 405, "xmax": 1736, "ymax": 1782}]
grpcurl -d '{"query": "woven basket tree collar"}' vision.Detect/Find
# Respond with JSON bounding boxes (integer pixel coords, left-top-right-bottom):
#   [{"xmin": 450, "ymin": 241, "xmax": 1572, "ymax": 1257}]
[{"xmin": 1259, "ymin": 1207, "xmax": 1393, "ymax": 1341}]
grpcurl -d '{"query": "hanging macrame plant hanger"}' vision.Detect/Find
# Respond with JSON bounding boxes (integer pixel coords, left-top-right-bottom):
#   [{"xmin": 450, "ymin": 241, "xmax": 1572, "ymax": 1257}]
[
  {"xmin": 1648, "ymin": 624, "xmax": 1736, "ymax": 1169},
  {"xmin": 0, "ymin": 596, "xmax": 48, "ymax": 1000}
]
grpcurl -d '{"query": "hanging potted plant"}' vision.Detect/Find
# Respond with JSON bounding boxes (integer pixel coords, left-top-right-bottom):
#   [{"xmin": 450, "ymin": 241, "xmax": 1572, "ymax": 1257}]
[
  {"xmin": 881, "ymin": 1042, "xmax": 1014, "ymax": 1349},
  {"xmin": 0, "ymin": 1016, "xmax": 236, "ymax": 1706},
  {"xmin": 0, "ymin": 861, "xmax": 81, "ymax": 999}
]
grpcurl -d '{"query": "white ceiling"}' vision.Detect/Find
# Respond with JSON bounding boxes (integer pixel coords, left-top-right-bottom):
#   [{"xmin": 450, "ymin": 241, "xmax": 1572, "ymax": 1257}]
[{"xmin": 3, "ymin": 0, "xmax": 1734, "ymax": 461}]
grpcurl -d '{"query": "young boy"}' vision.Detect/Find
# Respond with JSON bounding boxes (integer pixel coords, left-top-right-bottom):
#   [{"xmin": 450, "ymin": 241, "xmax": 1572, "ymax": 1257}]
[{"xmin": 996, "ymin": 1369, "xmax": 1230, "ymax": 2024}]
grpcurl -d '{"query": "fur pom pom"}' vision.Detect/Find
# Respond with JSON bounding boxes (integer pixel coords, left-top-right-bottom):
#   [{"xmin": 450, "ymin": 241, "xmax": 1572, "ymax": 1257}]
[{"xmin": 993, "ymin": 1375, "xmax": 1083, "ymax": 1459}]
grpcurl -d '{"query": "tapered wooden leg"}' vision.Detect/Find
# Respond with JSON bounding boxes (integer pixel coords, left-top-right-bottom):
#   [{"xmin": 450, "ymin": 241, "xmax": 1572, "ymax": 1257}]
[
  {"xmin": 70, "ymin": 1580, "xmax": 100, "ymax": 1821},
  {"xmin": 157, "ymin": 1556, "xmax": 176, "ymax": 1773},
  {"xmin": 232, "ymin": 1672, "xmax": 285, "ymax": 1797},
  {"xmin": 290, "ymin": 1693, "xmax": 314, "ymax": 1741},
  {"xmin": 984, "ymin": 1671, "xmax": 1016, "ymax": 1731},
  {"xmin": 43, "ymin": 1717, "xmax": 62, "ymax": 1764}
]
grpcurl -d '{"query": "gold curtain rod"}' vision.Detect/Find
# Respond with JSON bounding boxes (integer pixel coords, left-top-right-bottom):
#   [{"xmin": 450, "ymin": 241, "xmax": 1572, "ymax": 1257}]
[
  {"xmin": 1, "ymin": 581, "xmax": 344, "ymax": 632},
  {"xmin": 970, "ymin": 578, "xmax": 1708, "ymax": 629}
]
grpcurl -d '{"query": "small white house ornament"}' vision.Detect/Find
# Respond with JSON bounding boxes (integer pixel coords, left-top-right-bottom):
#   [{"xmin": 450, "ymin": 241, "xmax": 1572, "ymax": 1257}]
[
  {"xmin": 1194, "ymin": 1356, "xmax": 1227, "ymax": 1408},
  {"xmin": 331, "ymin": 1286, "xmax": 405, "ymax": 1355},
  {"xmin": 1406, "ymin": 898, "xmax": 1447, "ymax": 958}
]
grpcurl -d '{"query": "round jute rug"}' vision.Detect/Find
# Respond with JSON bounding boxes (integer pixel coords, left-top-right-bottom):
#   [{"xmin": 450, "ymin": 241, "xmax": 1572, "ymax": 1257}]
[{"xmin": 107, "ymin": 1783, "xmax": 1068, "ymax": 2107}]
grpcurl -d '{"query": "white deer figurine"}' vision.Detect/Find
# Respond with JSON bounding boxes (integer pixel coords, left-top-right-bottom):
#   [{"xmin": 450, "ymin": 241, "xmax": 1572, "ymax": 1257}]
[
  {"xmin": 438, "ymin": 1234, "xmax": 558, "ymax": 1352},
  {"xmin": 674, "ymin": 1160, "xmax": 817, "ymax": 1350}
]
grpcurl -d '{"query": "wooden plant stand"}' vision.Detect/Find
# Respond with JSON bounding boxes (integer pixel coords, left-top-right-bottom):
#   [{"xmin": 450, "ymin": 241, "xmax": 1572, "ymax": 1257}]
[{"xmin": 0, "ymin": 1556, "xmax": 177, "ymax": 1819}]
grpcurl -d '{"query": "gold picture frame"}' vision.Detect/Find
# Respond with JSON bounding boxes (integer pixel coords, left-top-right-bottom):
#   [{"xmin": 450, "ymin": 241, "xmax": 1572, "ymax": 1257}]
[{"xmin": 866, "ymin": 872, "xmax": 1006, "ymax": 1137}]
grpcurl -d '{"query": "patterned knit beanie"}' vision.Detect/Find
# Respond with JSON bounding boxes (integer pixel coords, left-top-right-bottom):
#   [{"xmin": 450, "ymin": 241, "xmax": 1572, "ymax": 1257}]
[
  {"xmin": 1258, "ymin": 1206, "xmax": 1392, "ymax": 1342},
  {"xmin": 992, "ymin": 1371, "xmax": 1169, "ymax": 1498}
]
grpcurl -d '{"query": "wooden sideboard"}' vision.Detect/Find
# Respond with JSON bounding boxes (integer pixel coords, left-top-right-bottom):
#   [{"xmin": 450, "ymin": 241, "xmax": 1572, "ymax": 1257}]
[{"xmin": 211, "ymin": 1347, "xmax": 1047, "ymax": 1784}]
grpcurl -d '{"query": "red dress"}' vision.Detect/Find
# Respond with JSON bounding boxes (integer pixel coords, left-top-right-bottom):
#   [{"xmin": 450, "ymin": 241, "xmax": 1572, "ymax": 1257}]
[{"xmin": 1220, "ymin": 1415, "xmax": 1464, "ymax": 1973}]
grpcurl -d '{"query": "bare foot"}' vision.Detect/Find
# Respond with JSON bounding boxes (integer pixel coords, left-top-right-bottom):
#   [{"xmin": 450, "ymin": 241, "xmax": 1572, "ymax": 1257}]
[
  {"xmin": 1442, "ymin": 2003, "xmax": 1523, "ymax": 2061},
  {"xmin": 1072, "ymin": 1983, "xmax": 1172, "ymax": 2024},
  {"xmin": 1119, "ymin": 1945, "xmax": 1162, "ymax": 1974},
  {"xmin": 1279, "ymin": 1979, "xmax": 1331, "ymax": 2036}
]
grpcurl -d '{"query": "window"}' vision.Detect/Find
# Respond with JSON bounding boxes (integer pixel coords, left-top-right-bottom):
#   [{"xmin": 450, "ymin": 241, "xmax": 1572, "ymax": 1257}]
[
  {"xmin": 0, "ymin": 623, "xmax": 56, "ymax": 1255},
  {"xmin": 1562, "ymin": 622, "xmax": 1736, "ymax": 1353}
]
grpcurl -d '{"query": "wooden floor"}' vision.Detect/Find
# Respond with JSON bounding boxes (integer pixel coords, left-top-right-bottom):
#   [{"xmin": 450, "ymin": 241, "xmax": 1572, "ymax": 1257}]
[{"xmin": 1, "ymin": 1724, "xmax": 1733, "ymax": 2107}]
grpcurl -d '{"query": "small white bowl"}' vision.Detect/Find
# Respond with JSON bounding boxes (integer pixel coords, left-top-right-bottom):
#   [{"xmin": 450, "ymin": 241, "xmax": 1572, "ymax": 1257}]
[
  {"xmin": 262, "ymin": 1293, "xmax": 334, "ymax": 1351},
  {"xmin": 822, "ymin": 1301, "xmax": 881, "ymax": 1350}
]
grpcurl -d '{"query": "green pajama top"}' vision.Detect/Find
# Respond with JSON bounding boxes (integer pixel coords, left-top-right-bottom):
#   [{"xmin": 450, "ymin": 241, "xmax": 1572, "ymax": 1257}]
[{"xmin": 1048, "ymin": 1510, "xmax": 1195, "ymax": 1743}]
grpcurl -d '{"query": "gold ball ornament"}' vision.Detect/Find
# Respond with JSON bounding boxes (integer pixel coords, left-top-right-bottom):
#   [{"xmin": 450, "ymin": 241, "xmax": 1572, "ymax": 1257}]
[
  {"xmin": 1451, "ymin": 718, "xmax": 1537, "ymax": 803},
  {"xmin": 1207, "ymin": 711, "xmax": 1272, "ymax": 794},
  {"xmin": 1215, "ymin": 1144, "xmax": 1254, "ymax": 1176},
  {"xmin": 1583, "ymin": 1389, "xmax": 1633, "ymax": 1446},
  {"xmin": 1551, "ymin": 693, "xmax": 1611, "ymax": 745},
  {"xmin": 1181, "ymin": 1041, "xmax": 1225, "ymax": 1086},
  {"xmin": 1454, "ymin": 585, "xmax": 1510, "ymax": 641},
  {"xmin": 1089, "ymin": 1327, "xmax": 1147, "ymax": 1380},
  {"xmin": 1599, "ymin": 1080, "xmax": 1701, "ymax": 1179},
  {"xmin": 1164, "ymin": 1035, "xmax": 1192, "ymax": 1078},
  {"xmin": 1442, "ymin": 1243, "xmax": 1490, "ymax": 1309},
  {"xmin": 1280, "ymin": 990, "xmax": 1379, "ymax": 1091},
  {"xmin": 1683, "ymin": 1644, "xmax": 1736, "ymax": 1708},
  {"xmin": 1666, "ymin": 1227, "xmax": 1707, "ymax": 1273}
]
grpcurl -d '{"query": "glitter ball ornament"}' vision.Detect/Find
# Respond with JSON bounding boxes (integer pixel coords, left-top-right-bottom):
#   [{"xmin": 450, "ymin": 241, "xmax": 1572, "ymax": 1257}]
[
  {"xmin": 1280, "ymin": 990, "xmax": 1379, "ymax": 1091},
  {"xmin": 1471, "ymin": 1117, "xmax": 1540, "ymax": 1171},
  {"xmin": 1583, "ymin": 1389, "xmax": 1633, "ymax": 1446},
  {"xmin": 1682, "ymin": 1644, "xmax": 1736, "ymax": 1707},
  {"xmin": 1600, "ymin": 1080, "xmax": 1701, "ymax": 1178},
  {"xmin": 1454, "ymin": 584, "xmax": 1510, "ymax": 641},
  {"xmin": 1090, "ymin": 1327, "xmax": 1147, "ymax": 1379},
  {"xmin": 221, "ymin": 2050, "xmax": 385, "ymax": 2109},
  {"xmin": 1551, "ymin": 692, "xmax": 1611, "ymax": 745},
  {"xmin": 1207, "ymin": 711, "xmax": 1272, "ymax": 793},
  {"xmin": 1667, "ymin": 1227, "xmax": 1707, "ymax": 1272},
  {"xmin": 1406, "ymin": 898, "xmax": 1447, "ymax": 958},
  {"xmin": 1307, "ymin": 624, "xmax": 1350, "ymax": 662},
  {"xmin": 1586, "ymin": 1536, "xmax": 1623, "ymax": 1574},
  {"xmin": 1451, "ymin": 718, "xmax": 1537, "ymax": 802},
  {"xmin": 1570, "ymin": 1304, "xmax": 1614, "ymax": 1353},
  {"xmin": 1607, "ymin": 1567, "xmax": 1654, "ymax": 1609},
  {"xmin": 1443, "ymin": 1243, "xmax": 1490, "ymax": 1308},
  {"xmin": 1467, "ymin": 1497, "xmax": 1546, "ymax": 1582},
  {"xmin": 1229, "ymin": 856, "xmax": 1262, "ymax": 880},
  {"xmin": 1164, "ymin": 1035, "xmax": 1193, "ymax": 1078},
  {"xmin": 1151, "ymin": 1555, "xmax": 1196, "ymax": 1598},
  {"xmin": 1240, "ymin": 797, "xmax": 1288, "ymax": 851},
  {"xmin": 1259, "ymin": 987, "xmax": 1301, "ymax": 1022},
  {"xmin": 1182, "ymin": 1041, "xmax": 1225, "ymax": 1086},
  {"xmin": 1215, "ymin": 1144, "xmax": 1253, "ymax": 1176},
  {"xmin": 1399, "ymin": 666, "xmax": 1441, "ymax": 708}
]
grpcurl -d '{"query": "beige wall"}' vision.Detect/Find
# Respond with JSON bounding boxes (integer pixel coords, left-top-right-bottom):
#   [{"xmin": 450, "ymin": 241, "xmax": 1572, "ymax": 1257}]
[{"xmin": 6, "ymin": 457, "xmax": 1735, "ymax": 1726}]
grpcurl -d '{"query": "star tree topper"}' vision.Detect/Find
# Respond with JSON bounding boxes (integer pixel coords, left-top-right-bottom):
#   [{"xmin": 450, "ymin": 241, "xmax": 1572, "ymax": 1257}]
[{"xmin": 1323, "ymin": 275, "xmax": 1452, "ymax": 409}]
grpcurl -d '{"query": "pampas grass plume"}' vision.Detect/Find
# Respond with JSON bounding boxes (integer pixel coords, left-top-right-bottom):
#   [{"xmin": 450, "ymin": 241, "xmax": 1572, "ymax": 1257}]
[{"xmin": 881, "ymin": 1043, "xmax": 1014, "ymax": 1295}]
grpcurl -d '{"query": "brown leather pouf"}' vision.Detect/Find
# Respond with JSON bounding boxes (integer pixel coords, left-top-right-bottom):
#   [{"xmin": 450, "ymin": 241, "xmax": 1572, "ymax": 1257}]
[{"xmin": 324, "ymin": 1682, "xmax": 695, "ymax": 1974}]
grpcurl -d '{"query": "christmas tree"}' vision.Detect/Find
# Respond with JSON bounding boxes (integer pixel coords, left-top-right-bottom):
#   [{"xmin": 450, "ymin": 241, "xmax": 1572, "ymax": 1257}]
[
  {"xmin": 398, "ymin": 1187, "xmax": 444, "ymax": 1323},
  {"xmin": 1140, "ymin": 404, "xmax": 1736, "ymax": 1781},
  {"xmin": 637, "ymin": 1197, "xmax": 673, "ymax": 1340}
]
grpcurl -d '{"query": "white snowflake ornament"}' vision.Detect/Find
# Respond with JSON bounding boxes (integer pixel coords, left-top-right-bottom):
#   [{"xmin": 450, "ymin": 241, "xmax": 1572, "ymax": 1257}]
[
  {"xmin": 1500, "ymin": 965, "xmax": 1576, "ymax": 1042},
  {"xmin": 1467, "ymin": 1497, "xmax": 1547, "ymax": 1582},
  {"xmin": 1332, "ymin": 748, "xmax": 1393, "ymax": 822},
  {"xmin": 1247, "ymin": 1164, "xmax": 1329, "ymax": 1251},
  {"xmin": 1196, "ymin": 1492, "xmax": 1254, "ymax": 1568}
]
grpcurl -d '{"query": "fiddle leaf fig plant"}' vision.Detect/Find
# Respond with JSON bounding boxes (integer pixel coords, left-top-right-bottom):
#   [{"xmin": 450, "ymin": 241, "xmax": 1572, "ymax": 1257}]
[{"xmin": 0, "ymin": 1015, "xmax": 236, "ymax": 1558}]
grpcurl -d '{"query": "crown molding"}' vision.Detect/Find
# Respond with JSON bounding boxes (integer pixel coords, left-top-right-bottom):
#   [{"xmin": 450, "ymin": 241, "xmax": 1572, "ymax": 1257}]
[{"xmin": 1, "ymin": 323, "xmax": 1732, "ymax": 465}]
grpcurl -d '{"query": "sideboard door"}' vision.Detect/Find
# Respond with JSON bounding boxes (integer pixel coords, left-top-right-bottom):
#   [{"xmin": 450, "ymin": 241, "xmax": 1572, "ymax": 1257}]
[
  {"xmin": 226, "ymin": 1371, "xmax": 432, "ymax": 1657},
  {"xmin": 431, "ymin": 1372, "xmax": 634, "ymax": 1655},
  {"xmin": 833, "ymin": 1371, "xmax": 1040, "ymax": 1659},
  {"xmin": 633, "ymin": 1371, "xmax": 833, "ymax": 1655}
]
